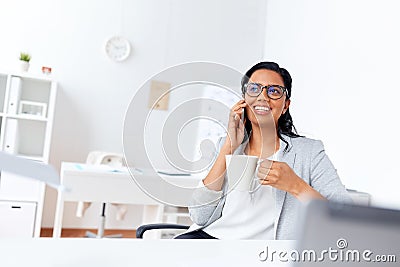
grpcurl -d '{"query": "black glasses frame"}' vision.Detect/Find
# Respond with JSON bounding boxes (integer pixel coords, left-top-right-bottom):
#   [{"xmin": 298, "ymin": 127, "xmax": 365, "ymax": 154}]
[{"xmin": 243, "ymin": 83, "xmax": 288, "ymax": 100}]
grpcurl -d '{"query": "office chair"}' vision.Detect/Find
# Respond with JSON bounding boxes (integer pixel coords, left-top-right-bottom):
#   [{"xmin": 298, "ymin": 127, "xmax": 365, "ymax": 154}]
[
  {"xmin": 76, "ymin": 151, "xmax": 127, "ymax": 238},
  {"xmin": 136, "ymin": 223, "xmax": 190, "ymax": 239},
  {"xmin": 136, "ymin": 206, "xmax": 192, "ymax": 238}
]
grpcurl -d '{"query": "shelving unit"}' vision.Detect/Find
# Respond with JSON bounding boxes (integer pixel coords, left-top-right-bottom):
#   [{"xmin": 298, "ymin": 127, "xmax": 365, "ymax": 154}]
[{"xmin": 0, "ymin": 70, "xmax": 57, "ymax": 237}]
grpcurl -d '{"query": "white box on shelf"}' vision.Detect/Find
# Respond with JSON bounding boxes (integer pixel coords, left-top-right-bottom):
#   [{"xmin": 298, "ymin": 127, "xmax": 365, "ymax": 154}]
[
  {"xmin": 8, "ymin": 77, "xmax": 22, "ymax": 114},
  {"xmin": 18, "ymin": 100, "xmax": 47, "ymax": 118},
  {"xmin": 3, "ymin": 119, "xmax": 19, "ymax": 154}
]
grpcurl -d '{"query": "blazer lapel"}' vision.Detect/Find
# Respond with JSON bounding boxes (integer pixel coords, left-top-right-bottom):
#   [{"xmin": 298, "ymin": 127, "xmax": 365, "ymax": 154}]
[{"xmin": 273, "ymin": 136, "xmax": 296, "ymax": 239}]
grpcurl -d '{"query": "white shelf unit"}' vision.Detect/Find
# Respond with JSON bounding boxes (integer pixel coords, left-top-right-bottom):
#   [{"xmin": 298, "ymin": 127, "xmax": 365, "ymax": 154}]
[{"xmin": 0, "ymin": 71, "xmax": 57, "ymax": 237}]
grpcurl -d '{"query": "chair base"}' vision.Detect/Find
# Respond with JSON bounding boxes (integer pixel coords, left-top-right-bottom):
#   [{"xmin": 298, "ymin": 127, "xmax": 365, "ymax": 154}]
[
  {"xmin": 85, "ymin": 230, "xmax": 123, "ymax": 239},
  {"xmin": 84, "ymin": 203, "xmax": 123, "ymax": 238}
]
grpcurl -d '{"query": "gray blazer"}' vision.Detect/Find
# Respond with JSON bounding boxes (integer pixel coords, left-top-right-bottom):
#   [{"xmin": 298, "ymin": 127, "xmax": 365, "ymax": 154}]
[{"xmin": 187, "ymin": 134, "xmax": 352, "ymax": 240}]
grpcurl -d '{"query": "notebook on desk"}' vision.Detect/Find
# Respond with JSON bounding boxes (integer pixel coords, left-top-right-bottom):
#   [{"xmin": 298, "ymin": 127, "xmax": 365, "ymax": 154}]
[{"xmin": 157, "ymin": 170, "xmax": 191, "ymax": 176}]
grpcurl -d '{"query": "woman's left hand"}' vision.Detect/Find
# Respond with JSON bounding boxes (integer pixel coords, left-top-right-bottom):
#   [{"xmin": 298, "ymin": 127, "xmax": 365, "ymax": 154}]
[
  {"xmin": 257, "ymin": 159, "xmax": 305, "ymax": 196},
  {"xmin": 257, "ymin": 159, "xmax": 326, "ymax": 200}
]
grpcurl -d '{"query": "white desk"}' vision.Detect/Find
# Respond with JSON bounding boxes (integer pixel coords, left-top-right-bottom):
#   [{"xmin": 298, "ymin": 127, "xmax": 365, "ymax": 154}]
[
  {"xmin": 0, "ymin": 239, "xmax": 295, "ymax": 267},
  {"xmin": 53, "ymin": 162, "xmax": 202, "ymax": 238}
]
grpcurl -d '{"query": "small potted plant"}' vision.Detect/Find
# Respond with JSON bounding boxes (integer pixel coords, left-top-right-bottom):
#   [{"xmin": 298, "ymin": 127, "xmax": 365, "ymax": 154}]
[{"xmin": 19, "ymin": 52, "xmax": 31, "ymax": 72}]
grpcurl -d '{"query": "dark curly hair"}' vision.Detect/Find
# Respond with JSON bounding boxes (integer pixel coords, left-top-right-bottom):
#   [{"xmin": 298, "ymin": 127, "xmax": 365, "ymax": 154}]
[{"xmin": 241, "ymin": 61, "xmax": 303, "ymax": 152}]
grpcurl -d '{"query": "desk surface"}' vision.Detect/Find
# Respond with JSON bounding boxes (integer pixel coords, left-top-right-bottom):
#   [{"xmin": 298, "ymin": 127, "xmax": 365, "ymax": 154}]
[
  {"xmin": 54, "ymin": 162, "xmax": 204, "ymax": 238},
  {"xmin": 60, "ymin": 162, "xmax": 203, "ymax": 205},
  {"xmin": 0, "ymin": 239, "xmax": 295, "ymax": 267}
]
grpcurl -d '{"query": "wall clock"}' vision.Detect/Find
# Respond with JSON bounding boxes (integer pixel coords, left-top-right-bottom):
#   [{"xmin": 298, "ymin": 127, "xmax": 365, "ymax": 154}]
[{"xmin": 105, "ymin": 36, "xmax": 131, "ymax": 62}]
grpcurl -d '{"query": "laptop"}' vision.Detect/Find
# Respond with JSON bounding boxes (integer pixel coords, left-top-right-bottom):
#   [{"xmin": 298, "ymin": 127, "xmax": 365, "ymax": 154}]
[{"xmin": 294, "ymin": 200, "xmax": 400, "ymax": 266}]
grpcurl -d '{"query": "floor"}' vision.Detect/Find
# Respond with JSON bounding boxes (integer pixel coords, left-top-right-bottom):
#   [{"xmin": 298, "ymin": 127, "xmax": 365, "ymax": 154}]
[{"xmin": 40, "ymin": 228, "xmax": 137, "ymax": 238}]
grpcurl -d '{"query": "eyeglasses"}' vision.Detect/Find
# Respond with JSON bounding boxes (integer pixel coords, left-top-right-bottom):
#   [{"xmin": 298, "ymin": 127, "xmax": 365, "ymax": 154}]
[{"xmin": 243, "ymin": 83, "xmax": 287, "ymax": 100}]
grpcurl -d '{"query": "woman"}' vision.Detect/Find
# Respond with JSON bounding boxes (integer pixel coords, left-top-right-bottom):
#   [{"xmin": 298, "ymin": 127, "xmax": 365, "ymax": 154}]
[{"xmin": 176, "ymin": 62, "xmax": 351, "ymax": 240}]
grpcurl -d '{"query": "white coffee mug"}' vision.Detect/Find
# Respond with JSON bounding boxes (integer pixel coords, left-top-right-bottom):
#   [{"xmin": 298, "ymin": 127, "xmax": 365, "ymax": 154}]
[{"xmin": 225, "ymin": 155, "xmax": 259, "ymax": 191}]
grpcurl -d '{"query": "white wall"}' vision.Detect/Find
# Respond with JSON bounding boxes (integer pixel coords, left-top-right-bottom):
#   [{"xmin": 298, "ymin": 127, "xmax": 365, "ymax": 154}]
[
  {"xmin": 264, "ymin": 0, "xmax": 400, "ymax": 209},
  {"xmin": 0, "ymin": 0, "xmax": 267, "ymax": 228}
]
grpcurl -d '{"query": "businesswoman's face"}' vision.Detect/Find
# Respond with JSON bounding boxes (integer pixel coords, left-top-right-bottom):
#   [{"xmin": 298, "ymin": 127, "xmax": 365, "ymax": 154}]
[{"xmin": 244, "ymin": 69, "xmax": 290, "ymax": 129}]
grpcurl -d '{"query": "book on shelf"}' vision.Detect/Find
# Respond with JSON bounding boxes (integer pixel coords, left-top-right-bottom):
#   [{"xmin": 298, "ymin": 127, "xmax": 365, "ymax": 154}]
[
  {"xmin": 8, "ymin": 77, "xmax": 22, "ymax": 115},
  {"xmin": 3, "ymin": 119, "xmax": 19, "ymax": 154}
]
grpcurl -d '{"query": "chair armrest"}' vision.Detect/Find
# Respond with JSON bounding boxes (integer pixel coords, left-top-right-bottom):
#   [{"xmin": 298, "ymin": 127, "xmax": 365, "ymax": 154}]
[{"xmin": 136, "ymin": 223, "xmax": 190, "ymax": 239}]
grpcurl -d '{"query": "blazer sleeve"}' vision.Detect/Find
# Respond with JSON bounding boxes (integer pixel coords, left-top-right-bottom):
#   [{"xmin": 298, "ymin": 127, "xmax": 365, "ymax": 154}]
[
  {"xmin": 188, "ymin": 180, "xmax": 225, "ymax": 226},
  {"xmin": 309, "ymin": 140, "xmax": 353, "ymax": 204},
  {"xmin": 188, "ymin": 137, "xmax": 226, "ymax": 226}
]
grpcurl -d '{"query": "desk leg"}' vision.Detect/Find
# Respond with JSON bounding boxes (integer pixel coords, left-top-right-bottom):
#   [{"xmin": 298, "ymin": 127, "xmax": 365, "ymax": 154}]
[
  {"xmin": 142, "ymin": 205, "xmax": 164, "ymax": 239},
  {"xmin": 53, "ymin": 190, "xmax": 64, "ymax": 238}
]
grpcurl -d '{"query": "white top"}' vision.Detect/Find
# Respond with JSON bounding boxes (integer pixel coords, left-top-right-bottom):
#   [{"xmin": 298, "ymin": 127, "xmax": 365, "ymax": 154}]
[{"xmin": 203, "ymin": 152, "xmax": 278, "ymax": 240}]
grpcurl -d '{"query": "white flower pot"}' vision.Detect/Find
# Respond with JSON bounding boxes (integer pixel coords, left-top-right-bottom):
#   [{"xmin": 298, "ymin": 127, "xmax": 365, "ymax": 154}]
[{"xmin": 20, "ymin": 60, "xmax": 30, "ymax": 72}]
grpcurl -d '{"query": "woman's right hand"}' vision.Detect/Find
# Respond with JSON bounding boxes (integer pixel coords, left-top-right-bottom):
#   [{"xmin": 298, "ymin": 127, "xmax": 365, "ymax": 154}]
[
  {"xmin": 202, "ymin": 100, "xmax": 247, "ymax": 192},
  {"xmin": 223, "ymin": 99, "xmax": 247, "ymax": 153}
]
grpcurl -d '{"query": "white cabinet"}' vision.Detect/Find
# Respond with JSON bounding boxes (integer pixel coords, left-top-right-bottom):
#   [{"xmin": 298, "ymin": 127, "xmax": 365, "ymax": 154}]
[
  {"xmin": 0, "ymin": 201, "xmax": 37, "ymax": 237},
  {"xmin": 0, "ymin": 71, "xmax": 57, "ymax": 237}
]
